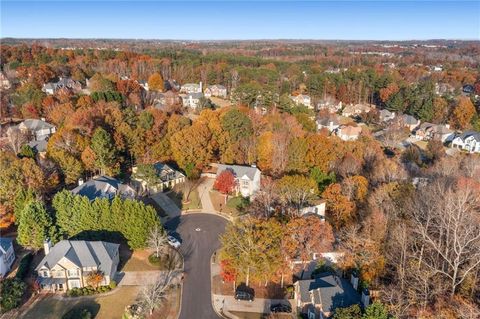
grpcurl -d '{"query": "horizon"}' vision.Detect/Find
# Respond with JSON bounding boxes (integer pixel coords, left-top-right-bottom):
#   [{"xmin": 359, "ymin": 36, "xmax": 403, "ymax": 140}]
[{"xmin": 1, "ymin": 1, "xmax": 479, "ymax": 40}]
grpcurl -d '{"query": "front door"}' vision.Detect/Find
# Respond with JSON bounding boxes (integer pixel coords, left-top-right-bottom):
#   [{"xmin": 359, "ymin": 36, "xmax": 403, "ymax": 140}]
[{"xmin": 69, "ymin": 279, "xmax": 81, "ymax": 289}]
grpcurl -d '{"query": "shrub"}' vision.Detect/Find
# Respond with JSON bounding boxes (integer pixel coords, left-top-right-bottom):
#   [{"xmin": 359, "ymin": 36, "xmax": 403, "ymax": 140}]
[
  {"xmin": 109, "ymin": 280, "xmax": 117, "ymax": 289},
  {"xmin": 15, "ymin": 253, "xmax": 33, "ymax": 280},
  {"xmin": 148, "ymin": 254, "xmax": 161, "ymax": 265},
  {"xmin": 0, "ymin": 278, "xmax": 26, "ymax": 313},
  {"xmin": 62, "ymin": 307, "xmax": 92, "ymax": 319}
]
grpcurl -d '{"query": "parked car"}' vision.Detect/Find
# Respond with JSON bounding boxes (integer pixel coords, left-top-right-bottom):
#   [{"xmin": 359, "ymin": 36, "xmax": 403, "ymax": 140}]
[
  {"xmin": 234, "ymin": 290, "xmax": 254, "ymax": 302},
  {"xmin": 167, "ymin": 235, "xmax": 181, "ymax": 248},
  {"xmin": 270, "ymin": 303, "xmax": 292, "ymax": 313}
]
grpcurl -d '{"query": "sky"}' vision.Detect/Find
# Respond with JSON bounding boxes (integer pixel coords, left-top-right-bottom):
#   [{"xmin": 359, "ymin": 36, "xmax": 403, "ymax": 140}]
[{"xmin": 1, "ymin": 1, "xmax": 479, "ymax": 40}]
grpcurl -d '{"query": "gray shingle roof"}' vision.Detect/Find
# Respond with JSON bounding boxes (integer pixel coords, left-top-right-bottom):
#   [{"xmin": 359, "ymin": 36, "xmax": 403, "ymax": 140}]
[
  {"xmin": 152, "ymin": 163, "xmax": 185, "ymax": 182},
  {"xmin": 297, "ymin": 272, "xmax": 361, "ymax": 313},
  {"xmin": 71, "ymin": 176, "xmax": 128, "ymax": 201},
  {"xmin": 27, "ymin": 139, "xmax": 48, "ymax": 153},
  {"xmin": 457, "ymin": 131, "xmax": 480, "ymax": 141},
  {"xmin": 20, "ymin": 119, "xmax": 55, "ymax": 132},
  {"xmin": 0, "ymin": 238, "xmax": 13, "ymax": 257},
  {"xmin": 217, "ymin": 164, "xmax": 260, "ymax": 180},
  {"xmin": 36, "ymin": 240, "xmax": 119, "ymax": 274},
  {"xmin": 401, "ymin": 114, "xmax": 419, "ymax": 125}
]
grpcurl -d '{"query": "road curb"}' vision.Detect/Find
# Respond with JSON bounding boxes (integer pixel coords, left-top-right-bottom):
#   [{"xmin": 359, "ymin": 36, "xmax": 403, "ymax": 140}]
[
  {"xmin": 210, "ymin": 251, "xmax": 234, "ymax": 319},
  {"xmin": 175, "ymin": 251, "xmax": 186, "ymax": 319}
]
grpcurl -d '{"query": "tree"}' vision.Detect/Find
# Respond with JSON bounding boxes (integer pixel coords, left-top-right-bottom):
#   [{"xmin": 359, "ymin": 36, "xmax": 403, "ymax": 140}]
[
  {"xmin": 221, "ymin": 108, "xmax": 253, "ymax": 142},
  {"xmin": 310, "ymin": 167, "xmax": 336, "ymax": 193},
  {"xmin": 284, "ymin": 216, "xmax": 334, "ymax": 266},
  {"xmin": 90, "ymin": 127, "xmax": 117, "ymax": 175},
  {"xmin": 276, "ymin": 175, "xmax": 318, "ymax": 215},
  {"xmin": 0, "ymin": 278, "xmax": 26, "ymax": 313},
  {"xmin": 214, "ymin": 170, "xmax": 236, "ymax": 195},
  {"xmin": 322, "ymin": 184, "xmax": 355, "ymax": 229},
  {"xmin": 147, "ymin": 73, "xmax": 164, "ymax": 92},
  {"xmin": 450, "ymin": 96, "xmax": 477, "ymax": 130},
  {"xmin": 17, "ymin": 200, "xmax": 54, "ymax": 251},
  {"xmin": 362, "ymin": 302, "xmax": 389, "ymax": 319},
  {"xmin": 6, "ymin": 127, "xmax": 27, "ymax": 154},
  {"xmin": 333, "ymin": 304, "xmax": 362, "ymax": 319},
  {"xmin": 147, "ymin": 224, "xmax": 168, "ymax": 258},
  {"xmin": 86, "ymin": 271, "xmax": 104, "ymax": 288},
  {"xmin": 138, "ymin": 270, "xmax": 179, "ymax": 315},
  {"xmin": 18, "ymin": 144, "xmax": 36, "ymax": 158}
]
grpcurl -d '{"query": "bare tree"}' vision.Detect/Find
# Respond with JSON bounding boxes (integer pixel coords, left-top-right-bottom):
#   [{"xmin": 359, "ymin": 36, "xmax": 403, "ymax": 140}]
[
  {"xmin": 138, "ymin": 270, "xmax": 180, "ymax": 316},
  {"xmin": 409, "ymin": 179, "xmax": 480, "ymax": 297},
  {"xmin": 6, "ymin": 126, "xmax": 27, "ymax": 154},
  {"xmin": 147, "ymin": 224, "xmax": 169, "ymax": 258}
]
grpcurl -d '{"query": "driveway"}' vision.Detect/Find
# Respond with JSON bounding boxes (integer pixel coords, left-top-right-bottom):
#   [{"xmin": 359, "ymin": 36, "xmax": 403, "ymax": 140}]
[
  {"xmin": 165, "ymin": 214, "xmax": 228, "ymax": 319},
  {"xmin": 116, "ymin": 270, "xmax": 165, "ymax": 286},
  {"xmin": 198, "ymin": 178, "xmax": 215, "ymax": 212},
  {"xmin": 151, "ymin": 192, "xmax": 181, "ymax": 219}
]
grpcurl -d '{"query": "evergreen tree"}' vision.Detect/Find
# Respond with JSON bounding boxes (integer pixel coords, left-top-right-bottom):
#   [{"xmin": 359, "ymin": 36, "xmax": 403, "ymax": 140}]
[
  {"xmin": 90, "ymin": 127, "xmax": 117, "ymax": 175},
  {"xmin": 17, "ymin": 200, "xmax": 55, "ymax": 251}
]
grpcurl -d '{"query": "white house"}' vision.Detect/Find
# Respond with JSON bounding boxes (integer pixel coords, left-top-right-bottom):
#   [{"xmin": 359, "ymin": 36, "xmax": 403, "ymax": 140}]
[
  {"xmin": 379, "ymin": 109, "xmax": 396, "ymax": 122},
  {"xmin": 42, "ymin": 77, "xmax": 81, "ymax": 95},
  {"xmin": 132, "ymin": 162, "xmax": 186, "ymax": 193},
  {"xmin": 299, "ymin": 200, "xmax": 326, "ymax": 220},
  {"xmin": 180, "ymin": 83, "xmax": 202, "ymax": 94},
  {"xmin": 316, "ymin": 115, "xmax": 340, "ymax": 133},
  {"xmin": 0, "ymin": 238, "xmax": 15, "ymax": 278},
  {"xmin": 290, "ymin": 94, "xmax": 312, "ymax": 109},
  {"xmin": 36, "ymin": 240, "xmax": 119, "ymax": 292},
  {"xmin": 317, "ymin": 96, "xmax": 342, "ymax": 113},
  {"xmin": 451, "ymin": 131, "xmax": 480, "ymax": 153},
  {"xmin": 335, "ymin": 125, "xmax": 363, "ymax": 141},
  {"xmin": 216, "ymin": 164, "xmax": 261, "ymax": 198},
  {"xmin": 342, "ymin": 103, "xmax": 373, "ymax": 117},
  {"xmin": 415, "ymin": 123, "xmax": 454, "ymax": 142},
  {"xmin": 182, "ymin": 92, "xmax": 203, "ymax": 109},
  {"xmin": 0, "ymin": 72, "xmax": 11, "ymax": 90},
  {"xmin": 205, "ymin": 84, "xmax": 227, "ymax": 98},
  {"xmin": 18, "ymin": 118, "xmax": 56, "ymax": 141}
]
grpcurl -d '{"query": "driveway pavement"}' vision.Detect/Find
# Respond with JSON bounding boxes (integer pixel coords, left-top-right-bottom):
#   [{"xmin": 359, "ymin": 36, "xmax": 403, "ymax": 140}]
[
  {"xmin": 165, "ymin": 213, "xmax": 228, "ymax": 319},
  {"xmin": 213, "ymin": 294, "xmax": 293, "ymax": 315},
  {"xmin": 151, "ymin": 192, "xmax": 181, "ymax": 219},
  {"xmin": 198, "ymin": 178, "xmax": 215, "ymax": 212},
  {"xmin": 116, "ymin": 270, "xmax": 165, "ymax": 286}
]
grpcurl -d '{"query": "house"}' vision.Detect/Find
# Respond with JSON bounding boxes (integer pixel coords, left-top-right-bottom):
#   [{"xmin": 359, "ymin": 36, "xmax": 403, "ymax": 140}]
[
  {"xmin": 415, "ymin": 123, "xmax": 454, "ymax": 142},
  {"xmin": 216, "ymin": 164, "xmax": 261, "ymax": 198},
  {"xmin": 290, "ymin": 94, "xmax": 312, "ymax": 109},
  {"xmin": 379, "ymin": 109, "xmax": 395, "ymax": 122},
  {"xmin": 463, "ymin": 84, "xmax": 475, "ymax": 95},
  {"xmin": 163, "ymin": 90, "xmax": 181, "ymax": 106},
  {"xmin": 205, "ymin": 85, "xmax": 227, "ymax": 99},
  {"xmin": 42, "ymin": 77, "xmax": 82, "ymax": 95},
  {"xmin": 0, "ymin": 72, "xmax": 11, "ymax": 89},
  {"xmin": 0, "ymin": 238, "xmax": 15, "ymax": 278},
  {"xmin": 71, "ymin": 176, "xmax": 136, "ymax": 201},
  {"xmin": 341, "ymin": 104, "xmax": 373, "ymax": 117},
  {"xmin": 295, "ymin": 272, "xmax": 362, "ymax": 318},
  {"xmin": 182, "ymin": 92, "xmax": 203, "ymax": 109},
  {"xmin": 335, "ymin": 125, "xmax": 362, "ymax": 141},
  {"xmin": 398, "ymin": 114, "xmax": 420, "ymax": 131},
  {"xmin": 138, "ymin": 80, "xmax": 149, "ymax": 91},
  {"xmin": 18, "ymin": 118, "xmax": 56, "ymax": 141},
  {"xmin": 316, "ymin": 114, "xmax": 340, "ymax": 133},
  {"xmin": 299, "ymin": 200, "xmax": 326, "ymax": 220},
  {"xmin": 27, "ymin": 139, "xmax": 49, "ymax": 155},
  {"xmin": 435, "ymin": 83, "xmax": 455, "ymax": 96},
  {"xmin": 180, "ymin": 83, "xmax": 202, "ymax": 94},
  {"xmin": 36, "ymin": 240, "xmax": 119, "ymax": 292},
  {"xmin": 317, "ymin": 97, "xmax": 342, "ymax": 113},
  {"xmin": 451, "ymin": 131, "xmax": 480, "ymax": 153},
  {"xmin": 132, "ymin": 162, "xmax": 186, "ymax": 193}
]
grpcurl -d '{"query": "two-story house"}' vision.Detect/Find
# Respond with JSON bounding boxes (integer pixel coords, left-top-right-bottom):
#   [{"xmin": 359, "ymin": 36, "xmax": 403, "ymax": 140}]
[
  {"xmin": 451, "ymin": 131, "xmax": 480, "ymax": 153},
  {"xmin": 180, "ymin": 83, "xmax": 202, "ymax": 94},
  {"xmin": 290, "ymin": 94, "xmax": 312, "ymax": 109},
  {"xmin": 132, "ymin": 162, "xmax": 186, "ymax": 193},
  {"xmin": 182, "ymin": 92, "xmax": 203, "ymax": 109},
  {"xmin": 216, "ymin": 164, "xmax": 261, "ymax": 198},
  {"xmin": 71, "ymin": 176, "xmax": 136, "ymax": 201},
  {"xmin": 42, "ymin": 77, "xmax": 82, "ymax": 95},
  {"xmin": 36, "ymin": 240, "xmax": 120, "ymax": 292},
  {"xmin": 18, "ymin": 118, "xmax": 56, "ymax": 141},
  {"xmin": 335, "ymin": 125, "xmax": 363, "ymax": 141},
  {"xmin": 205, "ymin": 84, "xmax": 227, "ymax": 99},
  {"xmin": 0, "ymin": 238, "xmax": 15, "ymax": 278}
]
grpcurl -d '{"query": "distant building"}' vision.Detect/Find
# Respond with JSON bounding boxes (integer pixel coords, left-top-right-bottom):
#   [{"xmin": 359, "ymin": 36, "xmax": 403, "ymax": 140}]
[
  {"xmin": 71, "ymin": 176, "xmax": 136, "ymax": 201},
  {"xmin": 138, "ymin": 80, "xmax": 149, "ymax": 91},
  {"xmin": 415, "ymin": 123, "xmax": 454, "ymax": 142},
  {"xmin": 36, "ymin": 240, "xmax": 119, "ymax": 292},
  {"xmin": 290, "ymin": 94, "xmax": 312, "ymax": 109},
  {"xmin": 0, "ymin": 72, "xmax": 11, "ymax": 90},
  {"xmin": 182, "ymin": 92, "xmax": 204, "ymax": 109},
  {"xmin": 216, "ymin": 164, "xmax": 261, "ymax": 198},
  {"xmin": 42, "ymin": 77, "xmax": 82, "ymax": 95},
  {"xmin": 342, "ymin": 104, "xmax": 373, "ymax": 117},
  {"xmin": 205, "ymin": 84, "xmax": 227, "ymax": 99},
  {"xmin": 335, "ymin": 125, "xmax": 362, "ymax": 141},
  {"xmin": 180, "ymin": 83, "xmax": 202, "ymax": 94},
  {"xmin": 0, "ymin": 238, "xmax": 15, "ymax": 278},
  {"xmin": 451, "ymin": 131, "xmax": 480, "ymax": 153},
  {"xmin": 379, "ymin": 109, "xmax": 395, "ymax": 122},
  {"xmin": 398, "ymin": 114, "xmax": 420, "ymax": 132},
  {"xmin": 316, "ymin": 114, "xmax": 340, "ymax": 133},
  {"xmin": 132, "ymin": 162, "xmax": 186, "ymax": 193},
  {"xmin": 317, "ymin": 96, "xmax": 342, "ymax": 113},
  {"xmin": 299, "ymin": 200, "xmax": 326, "ymax": 221}
]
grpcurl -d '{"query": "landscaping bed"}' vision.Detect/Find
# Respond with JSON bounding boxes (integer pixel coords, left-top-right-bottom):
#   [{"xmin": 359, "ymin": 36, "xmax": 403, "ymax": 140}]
[
  {"xmin": 212, "ymin": 274, "xmax": 289, "ymax": 299},
  {"xmin": 166, "ymin": 185, "xmax": 202, "ymax": 210}
]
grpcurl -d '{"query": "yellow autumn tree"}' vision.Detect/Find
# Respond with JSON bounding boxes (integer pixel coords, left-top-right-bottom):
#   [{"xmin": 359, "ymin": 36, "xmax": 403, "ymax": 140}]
[
  {"xmin": 450, "ymin": 96, "xmax": 476, "ymax": 130},
  {"xmin": 147, "ymin": 73, "xmax": 164, "ymax": 92}
]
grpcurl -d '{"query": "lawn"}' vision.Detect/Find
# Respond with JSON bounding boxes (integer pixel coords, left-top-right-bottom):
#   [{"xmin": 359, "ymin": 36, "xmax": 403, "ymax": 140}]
[
  {"xmin": 20, "ymin": 286, "xmax": 140, "ymax": 319},
  {"xmin": 210, "ymin": 192, "xmax": 248, "ymax": 217},
  {"xmin": 166, "ymin": 185, "xmax": 202, "ymax": 211},
  {"xmin": 121, "ymin": 247, "xmax": 182, "ymax": 272}
]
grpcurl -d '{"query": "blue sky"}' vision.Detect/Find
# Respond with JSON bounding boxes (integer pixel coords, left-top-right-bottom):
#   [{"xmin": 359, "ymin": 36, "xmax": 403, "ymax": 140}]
[{"xmin": 1, "ymin": 1, "xmax": 479, "ymax": 40}]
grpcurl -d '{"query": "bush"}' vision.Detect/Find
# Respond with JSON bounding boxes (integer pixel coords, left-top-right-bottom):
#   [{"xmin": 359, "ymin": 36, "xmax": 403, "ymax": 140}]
[
  {"xmin": 0, "ymin": 278, "xmax": 26, "ymax": 313},
  {"xmin": 68, "ymin": 285, "xmax": 112, "ymax": 297},
  {"xmin": 62, "ymin": 307, "xmax": 92, "ymax": 319},
  {"xmin": 67, "ymin": 288, "xmax": 80, "ymax": 297},
  {"xmin": 148, "ymin": 254, "xmax": 162, "ymax": 265},
  {"xmin": 15, "ymin": 253, "xmax": 33, "ymax": 280},
  {"xmin": 109, "ymin": 280, "xmax": 117, "ymax": 289}
]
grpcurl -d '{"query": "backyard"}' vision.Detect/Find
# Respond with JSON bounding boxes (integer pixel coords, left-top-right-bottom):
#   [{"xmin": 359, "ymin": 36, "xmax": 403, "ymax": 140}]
[{"xmin": 166, "ymin": 183, "xmax": 202, "ymax": 211}]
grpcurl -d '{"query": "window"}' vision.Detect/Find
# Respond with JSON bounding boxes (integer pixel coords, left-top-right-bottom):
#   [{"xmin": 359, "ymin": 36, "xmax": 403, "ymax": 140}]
[{"xmin": 67, "ymin": 269, "xmax": 79, "ymax": 277}]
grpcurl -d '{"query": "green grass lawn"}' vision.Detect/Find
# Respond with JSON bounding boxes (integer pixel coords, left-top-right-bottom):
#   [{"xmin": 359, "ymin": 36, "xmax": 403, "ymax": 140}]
[
  {"xmin": 20, "ymin": 286, "xmax": 140, "ymax": 319},
  {"xmin": 166, "ymin": 186, "xmax": 202, "ymax": 210}
]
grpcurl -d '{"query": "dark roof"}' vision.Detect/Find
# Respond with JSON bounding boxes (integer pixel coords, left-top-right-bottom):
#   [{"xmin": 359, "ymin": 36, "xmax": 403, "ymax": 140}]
[
  {"xmin": 36, "ymin": 240, "xmax": 119, "ymax": 274},
  {"xmin": 456, "ymin": 131, "xmax": 480, "ymax": 141},
  {"xmin": 71, "ymin": 176, "xmax": 130, "ymax": 201},
  {"xmin": 297, "ymin": 272, "xmax": 361, "ymax": 313},
  {"xmin": 0, "ymin": 238, "xmax": 13, "ymax": 257}
]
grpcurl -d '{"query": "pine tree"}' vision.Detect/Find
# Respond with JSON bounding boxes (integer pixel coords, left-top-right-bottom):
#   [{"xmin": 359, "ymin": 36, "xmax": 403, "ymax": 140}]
[
  {"xmin": 90, "ymin": 127, "xmax": 117, "ymax": 175},
  {"xmin": 17, "ymin": 201, "xmax": 54, "ymax": 251}
]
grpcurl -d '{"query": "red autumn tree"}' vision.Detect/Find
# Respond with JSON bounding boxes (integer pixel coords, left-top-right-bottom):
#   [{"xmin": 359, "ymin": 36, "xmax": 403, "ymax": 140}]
[
  {"xmin": 214, "ymin": 170, "xmax": 236, "ymax": 195},
  {"xmin": 220, "ymin": 259, "xmax": 237, "ymax": 282}
]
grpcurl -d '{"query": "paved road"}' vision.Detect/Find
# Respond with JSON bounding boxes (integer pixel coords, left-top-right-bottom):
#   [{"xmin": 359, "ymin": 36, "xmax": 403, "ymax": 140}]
[
  {"xmin": 165, "ymin": 213, "xmax": 228, "ymax": 319},
  {"xmin": 151, "ymin": 192, "xmax": 181, "ymax": 219}
]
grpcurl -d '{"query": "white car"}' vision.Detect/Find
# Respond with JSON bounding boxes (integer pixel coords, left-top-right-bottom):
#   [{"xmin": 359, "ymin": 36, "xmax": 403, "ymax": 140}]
[{"xmin": 167, "ymin": 235, "xmax": 181, "ymax": 249}]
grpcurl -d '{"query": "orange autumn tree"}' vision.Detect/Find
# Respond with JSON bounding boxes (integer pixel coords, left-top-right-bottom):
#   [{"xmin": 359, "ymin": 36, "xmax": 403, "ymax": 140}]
[
  {"xmin": 86, "ymin": 270, "xmax": 104, "ymax": 288},
  {"xmin": 322, "ymin": 183, "xmax": 355, "ymax": 229},
  {"xmin": 214, "ymin": 170, "xmax": 236, "ymax": 195},
  {"xmin": 147, "ymin": 73, "xmax": 164, "ymax": 92},
  {"xmin": 449, "ymin": 96, "xmax": 477, "ymax": 130}
]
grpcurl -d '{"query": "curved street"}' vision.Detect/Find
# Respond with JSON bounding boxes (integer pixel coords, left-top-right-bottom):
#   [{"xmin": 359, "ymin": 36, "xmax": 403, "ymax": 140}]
[{"xmin": 165, "ymin": 213, "xmax": 228, "ymax": 319}]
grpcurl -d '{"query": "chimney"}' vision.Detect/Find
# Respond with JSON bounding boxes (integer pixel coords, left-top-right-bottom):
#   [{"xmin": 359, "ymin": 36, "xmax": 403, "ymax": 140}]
[
  {"xmin": 78, "ymin": 178, "xmax": 84, "ymax": 186},
  {"xmin": 445, "ymin": 124, "xmax": 450, "ymax": 129},
  {"xmin": 44, "ymin": 239, "xmax": 52, "ymax": 255},
  {"xmin": 361, "ymin": 288, "xmax": 370, "ymax": 308},
  {"xmin": 350, "ymin": 271, "xmax": 359, "ymax": 290},
  {"xmin": 41, "ymin": 117, "xmax": 46, "ymax": 122},
  {"xmin": 199, "ymin": 81, "xmax": 203, "ymax": 92}
]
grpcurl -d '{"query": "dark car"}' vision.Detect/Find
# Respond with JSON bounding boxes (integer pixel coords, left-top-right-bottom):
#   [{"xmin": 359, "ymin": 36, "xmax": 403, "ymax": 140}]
[
  {"xmin": 234, "ymin": 290, "xmax": 254, "ymax": 302},
  {"xmin": 270, "ymin": 303, "xmax": 292, "ymax": 313}
]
